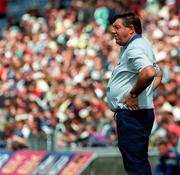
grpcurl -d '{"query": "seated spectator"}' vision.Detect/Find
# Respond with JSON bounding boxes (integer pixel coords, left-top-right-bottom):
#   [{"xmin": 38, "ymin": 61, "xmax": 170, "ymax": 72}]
[
  {"xmin": 27, "ymin": 117, "xmax": 47, "ymax": 150},
  {"xmin": 0, "ymin": 131, "xmax": 6, "ymax": 149},
  {"xmin": 86, "ymin": 124, "xmax": 109, "ymax": 147},
  {"xmin": 160, "ymin": 117, "xmax": 180, "ymax": 137},
  {"xmin": 166, "ymin": 131, "xmax": 180, "ymax": 154},
  {"xmin": 4, "ymin": 122, "xmax": 29, "ymax": 150},
  {"xmin": 154, "ymin": 139, "xmax": 180, "ymax": 175}
]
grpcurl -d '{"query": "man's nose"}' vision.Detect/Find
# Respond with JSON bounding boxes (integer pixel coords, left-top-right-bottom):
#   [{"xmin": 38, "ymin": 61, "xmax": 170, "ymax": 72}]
[{"xmin": 110, "ymin": 27, "xmax": 115, "ymax": 34}]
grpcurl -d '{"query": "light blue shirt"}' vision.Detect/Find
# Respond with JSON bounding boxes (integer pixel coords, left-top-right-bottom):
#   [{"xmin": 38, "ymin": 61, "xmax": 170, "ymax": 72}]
[{"xmin": 106, "ymin": 35, "xmax": 160, "ymax": 112}]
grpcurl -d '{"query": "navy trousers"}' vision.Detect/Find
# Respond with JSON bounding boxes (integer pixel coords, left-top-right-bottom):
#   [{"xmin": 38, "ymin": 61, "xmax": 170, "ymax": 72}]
[{"xmin": 116, "ymin": 109, "xmax": 154, "ymax": 175}]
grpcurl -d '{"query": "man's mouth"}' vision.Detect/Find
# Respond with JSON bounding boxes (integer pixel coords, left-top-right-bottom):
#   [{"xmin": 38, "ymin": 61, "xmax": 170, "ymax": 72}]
[{"xmin": 115, "ymin": 37, "xmax": 119, "ymax": 41}]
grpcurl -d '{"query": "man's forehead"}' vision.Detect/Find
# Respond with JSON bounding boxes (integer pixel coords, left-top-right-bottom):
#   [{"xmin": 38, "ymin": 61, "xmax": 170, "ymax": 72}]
[{"xmin": 113, "ymin": 18, "xmax": 123, "ymax": 26}]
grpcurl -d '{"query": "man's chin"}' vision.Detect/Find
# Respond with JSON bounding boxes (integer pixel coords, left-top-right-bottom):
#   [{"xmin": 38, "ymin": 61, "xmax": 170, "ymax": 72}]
[{"xmin": 115, "ymin": 40, "xmax": 122, "ymax": 46}]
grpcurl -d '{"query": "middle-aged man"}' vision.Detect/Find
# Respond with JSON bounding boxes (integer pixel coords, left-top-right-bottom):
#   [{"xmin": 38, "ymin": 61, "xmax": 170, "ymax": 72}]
[{"xmin": 106, "ymin": 12, "xmax": 162, "ymax": 175}]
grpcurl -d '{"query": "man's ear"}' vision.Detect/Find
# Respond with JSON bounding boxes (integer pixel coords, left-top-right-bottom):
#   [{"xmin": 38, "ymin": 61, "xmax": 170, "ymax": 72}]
[{"xmin": 129, "ymin": 25, "xmax": 136, "ymax": 34}]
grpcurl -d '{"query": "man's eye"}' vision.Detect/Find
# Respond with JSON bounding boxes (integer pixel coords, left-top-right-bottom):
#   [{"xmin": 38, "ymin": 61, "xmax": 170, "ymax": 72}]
[
  {"xmin": 116, "ymin": 26, "xmax": 121, "ymax": 29},
  {"xmin": 114, "ymin": 26, "xmax": 119, "ymax": 30}
]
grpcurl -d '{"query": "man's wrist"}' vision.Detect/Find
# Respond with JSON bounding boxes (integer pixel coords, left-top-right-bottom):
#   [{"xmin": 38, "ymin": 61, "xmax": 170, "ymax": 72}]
[{"xmin": 130, "ymin": 91, "xmax": 138, "ymax": 98}]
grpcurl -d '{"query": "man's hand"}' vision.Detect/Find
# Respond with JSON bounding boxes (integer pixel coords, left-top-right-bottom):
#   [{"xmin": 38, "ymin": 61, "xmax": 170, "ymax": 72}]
[{"xmin": 123, "ymin": 94, "xmax": 138, "ymax": 111}]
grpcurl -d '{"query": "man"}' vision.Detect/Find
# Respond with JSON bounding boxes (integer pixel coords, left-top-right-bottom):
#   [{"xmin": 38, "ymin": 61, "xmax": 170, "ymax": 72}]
[{"xmin": 106, "ymin": 12, "xmax": 162, "ymax": 175}]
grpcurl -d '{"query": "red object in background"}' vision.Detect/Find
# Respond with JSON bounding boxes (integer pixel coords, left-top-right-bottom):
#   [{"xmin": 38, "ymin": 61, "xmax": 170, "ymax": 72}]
[
  {"xmin": 0, "ymin": 67, "xmax": 4, "ymax": 79},
  {"xmin": 33, "ymin": 88, "xmax": 42, "ymax": 97},
  {"xmin": 0, "ymin": 0, "xmax": 7, "ymax": 16},
  {"xmin": 167, "ymin": 124, "xmax": 180, "ymax": 137}
]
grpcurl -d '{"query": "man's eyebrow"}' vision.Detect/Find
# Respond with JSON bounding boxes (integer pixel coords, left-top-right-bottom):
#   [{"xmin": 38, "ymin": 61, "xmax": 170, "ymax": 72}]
[
  {"xmin": 112, "ymin": 23, "xmax": 117, "ymax": 27},
  {"xmin": 113, "ymin": 24, "xmax": 120, "ymax": 28}
]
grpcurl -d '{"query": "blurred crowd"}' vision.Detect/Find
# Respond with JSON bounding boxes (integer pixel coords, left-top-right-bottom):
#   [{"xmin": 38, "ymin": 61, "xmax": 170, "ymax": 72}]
[{"xmin": 0, "ymin": 0, "xmax": 179, "ymax": 154}]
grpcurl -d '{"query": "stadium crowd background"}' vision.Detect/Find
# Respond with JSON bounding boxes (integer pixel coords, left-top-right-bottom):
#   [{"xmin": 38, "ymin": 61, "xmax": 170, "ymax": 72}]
[{"xmin": 0, "ymin": 0, "xmax": 179, "ymax": 152}]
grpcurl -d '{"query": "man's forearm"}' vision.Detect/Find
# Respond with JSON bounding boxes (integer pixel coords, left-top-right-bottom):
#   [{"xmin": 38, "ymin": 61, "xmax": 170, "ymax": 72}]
[
  {"xmin": 130, "ymin": 66, "xmax": 156, "ymax": 96},
  {"xmin": 153, "ymin": 70, "xmax": 162, "ymax": 90}
]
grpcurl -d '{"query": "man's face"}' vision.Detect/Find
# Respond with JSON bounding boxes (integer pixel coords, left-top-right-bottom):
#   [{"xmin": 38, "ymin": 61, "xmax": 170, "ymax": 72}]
[{"xmin": 111, "ymin": 19, "xmax": 133, "ymax": 46}]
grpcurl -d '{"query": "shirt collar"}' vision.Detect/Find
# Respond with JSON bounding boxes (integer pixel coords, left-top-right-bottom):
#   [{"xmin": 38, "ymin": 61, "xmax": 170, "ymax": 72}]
[{"xmin": 123, "ymin": 34, "xmax": 142, "ymax": 49}]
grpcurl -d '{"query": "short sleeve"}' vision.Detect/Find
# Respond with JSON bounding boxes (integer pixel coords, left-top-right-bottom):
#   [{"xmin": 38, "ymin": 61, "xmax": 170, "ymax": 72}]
[{"xmin": 127, "ymin": 47, "xmax": 153, "ymax": 73}]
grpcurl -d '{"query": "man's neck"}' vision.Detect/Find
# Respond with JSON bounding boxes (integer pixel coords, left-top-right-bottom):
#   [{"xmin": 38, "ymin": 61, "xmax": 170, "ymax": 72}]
[{"xmin": 124, "ymin": 33, "xmax": 141, "ymax": 48}]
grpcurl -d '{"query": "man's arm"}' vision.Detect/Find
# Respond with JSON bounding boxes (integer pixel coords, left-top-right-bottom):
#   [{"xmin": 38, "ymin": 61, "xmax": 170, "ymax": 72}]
[
  {"xmin": 130, "ymin": 65, "xmax": 156, "ymax": 96},
  {"xmin": 123, "ymin": 65, "xmax": 157, "ymax": 110},
  {"xmin": 153, "ymin": 70, "xmax": 162, "ymax": 90}
]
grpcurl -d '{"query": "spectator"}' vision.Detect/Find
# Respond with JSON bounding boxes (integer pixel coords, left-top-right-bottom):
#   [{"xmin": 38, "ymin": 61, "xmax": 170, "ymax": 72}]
[
  {"xmin": 86, "ymin": 124, "xmax": 109, "ymax": 147},
  {"xmin": 154, "ymin": 138, "xmax": 180, "ymax": 175},
  {"xmin": 4, "ymin": 122, "xmax": 29, "ymax": 150}
]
